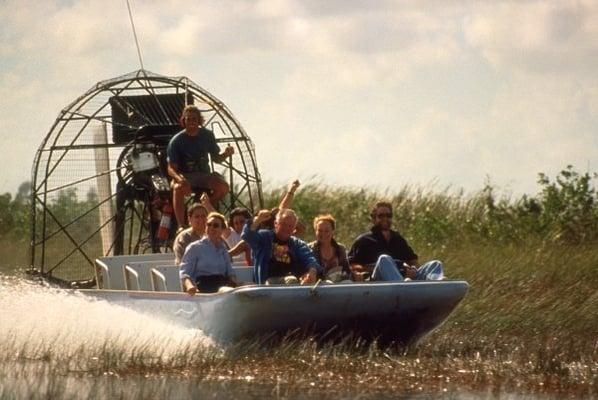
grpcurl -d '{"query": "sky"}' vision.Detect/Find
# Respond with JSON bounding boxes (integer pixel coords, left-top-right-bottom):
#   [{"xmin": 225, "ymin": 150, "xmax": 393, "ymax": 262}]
[{"xmin": 1, "ymin": 0, "xmax": 597, "ymax": 197}]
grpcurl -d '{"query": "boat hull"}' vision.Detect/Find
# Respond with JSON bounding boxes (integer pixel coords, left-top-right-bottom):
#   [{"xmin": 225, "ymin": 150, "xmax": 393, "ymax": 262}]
[{"xmin": 80, "ymin": 280, "xmax": 468, "ymax": 345}]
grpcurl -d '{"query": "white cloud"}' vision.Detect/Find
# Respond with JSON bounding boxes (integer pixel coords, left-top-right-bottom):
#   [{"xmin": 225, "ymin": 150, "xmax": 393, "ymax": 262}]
[
  {"xmin": 465, "ymin": 1, "xmax": 598, "ymax": 74},
  {"xmin": 0, "ymin": 0, "xmax": 597, "ymax": 197}
]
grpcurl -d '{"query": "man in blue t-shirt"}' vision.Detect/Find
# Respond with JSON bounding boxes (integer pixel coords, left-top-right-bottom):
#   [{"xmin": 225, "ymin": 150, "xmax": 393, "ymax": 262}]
[{"xmin": 167, "ymin": 105, "xmax": 234, "ymax": 228}]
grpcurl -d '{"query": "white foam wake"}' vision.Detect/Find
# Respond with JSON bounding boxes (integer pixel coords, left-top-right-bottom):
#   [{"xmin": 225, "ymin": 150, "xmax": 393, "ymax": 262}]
[{"xmin": 0, "ymin": 274, "xmax": 214, "ymax": 364}]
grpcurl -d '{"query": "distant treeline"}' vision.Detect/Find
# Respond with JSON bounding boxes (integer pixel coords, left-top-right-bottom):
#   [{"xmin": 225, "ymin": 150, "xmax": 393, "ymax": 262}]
[
  {"xmin": 264, "ymin": 165, "xmax": 598, "ymax": 248},
  {"xmin": 2, "ymin": 166, "xmax": 597, "ymax": 248}
]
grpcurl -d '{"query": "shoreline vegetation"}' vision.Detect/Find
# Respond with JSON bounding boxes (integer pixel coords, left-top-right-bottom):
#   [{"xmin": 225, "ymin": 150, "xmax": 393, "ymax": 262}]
[{"xmin": 1, "ymin": 166, "xmax": 597, "ymax": 398}]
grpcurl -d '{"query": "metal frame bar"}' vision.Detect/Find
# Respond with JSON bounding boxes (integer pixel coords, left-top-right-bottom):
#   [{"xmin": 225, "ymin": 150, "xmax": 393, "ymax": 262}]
[{"xmin": 31, "ymin": 69, "xmax": 264, "ymax": 282}]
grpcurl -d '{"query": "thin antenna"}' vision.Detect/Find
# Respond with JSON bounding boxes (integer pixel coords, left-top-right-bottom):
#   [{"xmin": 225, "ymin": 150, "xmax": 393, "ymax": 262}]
[{"xmin": 126, "ymin": 0, "xmax": 145, "ymax": 70}]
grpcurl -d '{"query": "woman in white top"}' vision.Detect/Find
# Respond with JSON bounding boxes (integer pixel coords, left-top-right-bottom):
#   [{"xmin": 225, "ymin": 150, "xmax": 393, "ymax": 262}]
[{"xmin": 223, "ymin": 207, "xmax": 252, "ymax": 265}]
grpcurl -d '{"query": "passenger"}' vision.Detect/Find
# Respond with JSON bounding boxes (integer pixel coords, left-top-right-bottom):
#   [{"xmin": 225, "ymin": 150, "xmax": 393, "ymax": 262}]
[
  {"xmin": 258, "ymin": 179, "xmax": 301, "ymax": 230},
  {"xmin": 223, "ymin": 207, "xmax": 252, "ymax": 265},
  {"xmin": 179, "ymin": 212, "xmax": 239, "ymax": 294},
  {"xmin": 167, "ymin": 105, "xmax": 234, "ymax": 228},
  {"xmin": 173, "ymin": 203, "xmax": 207, "ymax": 265},
  {"xmin": 308, "ymin": 214, "xmax": 351, "ymax": 283},
  {"xmin": 348, "ymin": 201, "xmax": 445, "ymax": 282},
  {"xmin": 242, "ymin": 208, "xmax": 322, "ymax": 285},
  {"xmin": 199, "ymin": 193, "xmax": 252, "ymax": 265}
]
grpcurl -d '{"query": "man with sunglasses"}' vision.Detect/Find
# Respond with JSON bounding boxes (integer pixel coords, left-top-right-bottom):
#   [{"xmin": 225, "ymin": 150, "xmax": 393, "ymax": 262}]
[
  {"xmin": 180, "ymin": 212, "xmax": 239, "ymax": 294},
  {"xmin": 348, "ymin": 201, "xmax": 444, "ymax": 282}
]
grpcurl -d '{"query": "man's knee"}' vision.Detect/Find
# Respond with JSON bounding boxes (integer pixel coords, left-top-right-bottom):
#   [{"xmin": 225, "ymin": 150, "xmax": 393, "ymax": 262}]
[
  {"xmin": 376, "ymin": 254, "xmax": 394, "ymax": 267},
  {"xmin": 426, "ymin": 260, "xmax": 444, "ymax": 271},
  {"xmin": 373, "ymin": 254, "xmax": 403, "ymax": 281},
  {"xmin": 212, "ymin": 178, "xmax": 229, "ymax": 194},
  {"xmin": 421, "ymin": 260, "xmax": 444, "ymax": 280}
]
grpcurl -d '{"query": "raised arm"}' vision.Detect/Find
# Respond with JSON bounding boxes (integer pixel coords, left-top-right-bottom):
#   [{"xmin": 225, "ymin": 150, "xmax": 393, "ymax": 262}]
[
  {"xmin": 199, "ymin": 192, "xmax": 216, "ymax": 213},
  {"xmin": 228, "ymin": 239, "xmax": 249, "ymax": 257},
  {"xmin": 241, "ymin": 210, "xmax": 271, "ymax": 249},
  {"xmin": 278, "ymin": 179, "xmax": 300, "ymax": 210}
]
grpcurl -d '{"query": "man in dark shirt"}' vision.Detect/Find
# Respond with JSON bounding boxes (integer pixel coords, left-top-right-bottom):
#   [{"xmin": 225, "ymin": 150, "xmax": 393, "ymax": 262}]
[
  {"xmin": 348, "ymin": 201, "xmax": 444, "ymax": 281},
  {"xmin": 167, "ymin": 105, "xmax": 234, "ymax": 227},
  {"xmin": 242, "ymin": 208, "xmax": 321, "ymax": 284}
]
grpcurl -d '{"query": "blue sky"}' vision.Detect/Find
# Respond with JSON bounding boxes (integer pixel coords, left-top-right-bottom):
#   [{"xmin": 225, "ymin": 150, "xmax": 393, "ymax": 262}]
[{"xmin": 1, "ymin": 0, "xmax": 597, "ymax": 196}]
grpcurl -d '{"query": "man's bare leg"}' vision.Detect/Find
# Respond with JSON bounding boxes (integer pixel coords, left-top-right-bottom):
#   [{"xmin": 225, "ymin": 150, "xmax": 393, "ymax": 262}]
[
  {"xmin": 208, "ymin": 177, "xmax": 230, "ymax": 205},
  {"xmin": 172, "ymin": 183, "xmax": 191, "ymax": 227}
]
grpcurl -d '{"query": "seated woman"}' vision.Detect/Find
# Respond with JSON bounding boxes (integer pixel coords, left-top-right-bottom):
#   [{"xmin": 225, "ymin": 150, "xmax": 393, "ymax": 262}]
[
  {"xmin": 179, "ymin": 212, "xmax": 239, "ymax": 294},
  {"xmin": 223, "ymin": 207, "xmax": 252, "ymax": 265},
  {"xmin": 308, "ymin": 214, "xmax": 351, "ymax": 283},
  {"xmin": 173, "ymin": 203, "xmax": 208, "ymax": 265}
]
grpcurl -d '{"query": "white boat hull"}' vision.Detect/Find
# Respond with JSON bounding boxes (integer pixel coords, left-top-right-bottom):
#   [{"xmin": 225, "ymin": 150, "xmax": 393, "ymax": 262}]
[{"xmin": 81, "ymin": 280, "xmax": 468, "ymax": 345}]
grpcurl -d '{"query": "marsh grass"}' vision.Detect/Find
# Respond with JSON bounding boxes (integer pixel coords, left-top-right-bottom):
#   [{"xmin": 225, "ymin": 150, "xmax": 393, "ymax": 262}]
[
  {"xmin": 1, "ymin": 328, "xmax": 595, "ymax": 398},
  {"xmin": 1, "ymin": 170, "xmax": 597, "ymax": 397}
]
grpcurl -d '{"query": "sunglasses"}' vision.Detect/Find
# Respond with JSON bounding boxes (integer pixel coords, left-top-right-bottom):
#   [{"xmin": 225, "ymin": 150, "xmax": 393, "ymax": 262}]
[
  {"xmin": 375, "ymin": 213, "xmax": 393, "ymax": 219},
  {"xmin": 206, "ymin": 222, "xmax": 222, "ymax": 229}
]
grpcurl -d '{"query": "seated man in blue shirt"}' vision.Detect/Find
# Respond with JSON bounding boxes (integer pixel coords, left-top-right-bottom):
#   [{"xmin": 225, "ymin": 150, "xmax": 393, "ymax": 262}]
[
  {"xmin": 179, "ymin": 212, "xmax": 239, "ymax": 294},
  {"xmin": 348, "ymin": 201, "xmax": 445, "ymax": 282},
  {"xmin": 242, "ymin": 208, "xmax": 321, "ymax": 285},
  {"xmin": 167, "ymin": 105, "xmax": 235, "ymax": 228}
]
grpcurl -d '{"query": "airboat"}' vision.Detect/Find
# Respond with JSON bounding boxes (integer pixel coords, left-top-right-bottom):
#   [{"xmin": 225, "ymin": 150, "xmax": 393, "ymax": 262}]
[{"xmin": 29, "ymin": 69, "xmax": 468, "ymax": 345}]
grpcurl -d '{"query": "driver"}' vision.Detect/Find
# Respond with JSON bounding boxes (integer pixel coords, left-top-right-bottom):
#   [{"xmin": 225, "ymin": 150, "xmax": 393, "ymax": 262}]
[{"xmin": 167, "ymin": 105, "xmax": 234, "ymax": 228}]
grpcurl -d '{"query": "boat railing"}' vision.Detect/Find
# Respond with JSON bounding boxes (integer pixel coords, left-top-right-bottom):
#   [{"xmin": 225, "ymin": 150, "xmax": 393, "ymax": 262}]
[
  {"xmin": 150, "ymin": 268, "xmax": 167, "ymax": 292},
  {"xmin": 95, "ymin": 261, "xmax": 113, "ymax": 290},
  {"xmin": 95, "ymin": 255, "xmax": 255, "ymax": 292},
  {"xmin": 124, "ymin": 265, "xmax": 141, "ymax": 291},
  {"xmin": 124, "ymin": 260, "xmax": 176, "ymax": 291},
  {"xmin": 150, "ymin": 265, "xmax": 182, "ymax": 292},
  {"xmin": 95, "ymin": 253, "xmax": 175, "ymax": 290}
]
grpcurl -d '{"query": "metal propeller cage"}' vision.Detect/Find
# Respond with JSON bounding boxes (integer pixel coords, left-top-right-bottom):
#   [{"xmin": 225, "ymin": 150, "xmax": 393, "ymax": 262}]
[{"xmin": 30, "ymin": 70, "xmax": 263, "ymax": 284}]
